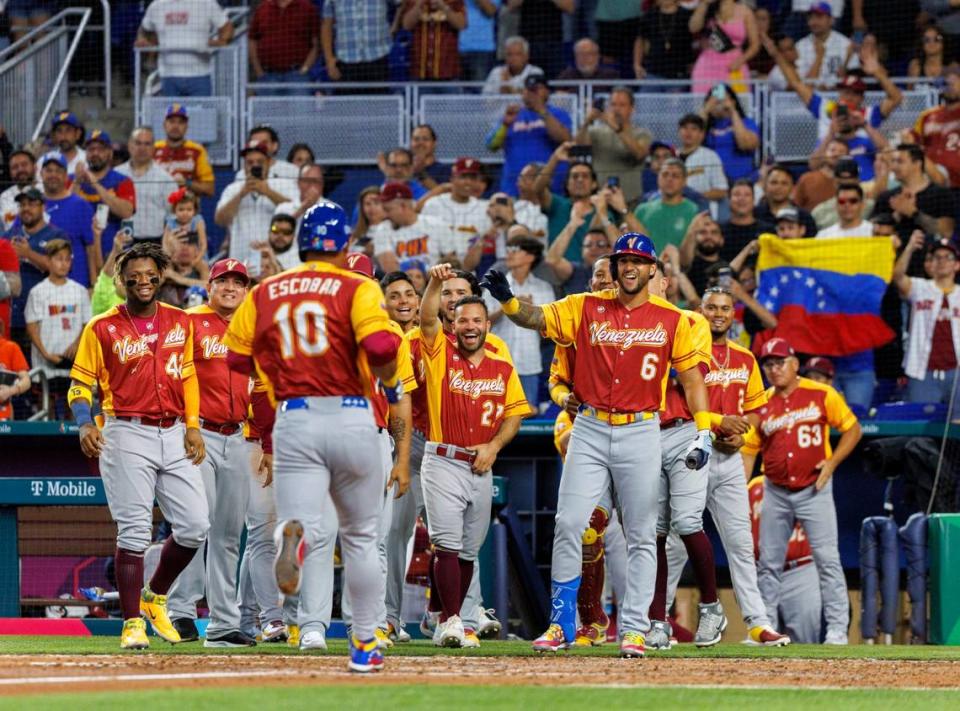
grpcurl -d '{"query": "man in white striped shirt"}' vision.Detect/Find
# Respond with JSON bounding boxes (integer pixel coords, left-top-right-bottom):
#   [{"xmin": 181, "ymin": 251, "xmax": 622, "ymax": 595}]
[
  {"xmin": 117, "ymin": 127, "xmax": 178, "ymax": 240},
  {"xmin": 24, "ymin": 238, "xmax": 91, "ymax": 418},
  {"xmin": 421, "ymin": 157, "xmax": 492, "ymax": 262}
]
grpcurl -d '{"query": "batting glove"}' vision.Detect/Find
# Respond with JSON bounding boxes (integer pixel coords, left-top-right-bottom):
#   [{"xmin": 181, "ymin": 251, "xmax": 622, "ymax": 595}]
[
  {"xmin": 685, "ymin": 429, "xmax": 712, "ymax": 470},
  {"xmin": 479, "ymin": 270, "xmax": 515, "ymax": 303}
]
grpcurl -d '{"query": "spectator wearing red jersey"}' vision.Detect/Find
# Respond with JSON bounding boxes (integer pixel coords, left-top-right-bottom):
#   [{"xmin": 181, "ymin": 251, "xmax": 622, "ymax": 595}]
[
  {"xmin": 913, "ymin": 67, "xmax": 960, "ymax": 189},
  {"xmin": 250, "ymin": 0, "xmax": 321, "ymax": 96},
  {"xmin": 0, "ymin": 239, "xmax": 20, "ymax": 339},
  {"xmin": 153, "ymin": 105, "xmax": 216, "ymax": 198},
  {"xmin": 401, "ymin": 0, "xmax": 467, "ymax": 81},
  {"xmin": 0, "ymin": 318, "xmax": 29, "ymax": 421}
]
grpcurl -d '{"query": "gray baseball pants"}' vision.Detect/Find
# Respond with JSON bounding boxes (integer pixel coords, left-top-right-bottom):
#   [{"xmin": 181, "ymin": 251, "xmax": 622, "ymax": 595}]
[
  {"xmin": 167, "ymin": 429, "xmax": 250, "ymax": 635},
  {"xmin": 758, "ymin": 478, "xmax": 848, "ymax": 639},
  {"xmin": 273, "ymin": 396, "xmax": 385, "ymax": 641},
  {"xmin": 99, "ymin": 418, "xmax": 208, "ymax": 553},
  {"xmin": 384, "ymin": 429, "xmax": 426, "ymax": 628},
  {"xmin": 553, "ymin": 412, "xmax": 661, "ymax": 636}
]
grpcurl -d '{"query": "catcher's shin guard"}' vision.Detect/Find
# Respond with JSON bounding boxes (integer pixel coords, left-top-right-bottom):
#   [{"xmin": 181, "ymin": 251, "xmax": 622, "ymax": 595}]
[{"xmin": 577, "ymin": 506, "xmax": 609, "ymax": 625}]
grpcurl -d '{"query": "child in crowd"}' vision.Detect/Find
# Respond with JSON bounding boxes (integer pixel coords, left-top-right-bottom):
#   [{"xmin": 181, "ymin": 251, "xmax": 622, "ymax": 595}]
[
  {"xmin": 24, "ymin": 239, "xmax": 91, "ymax": 419},
  {"xmin": 162, "ymin": 188, "xmax": 208, "ymax": 258}
]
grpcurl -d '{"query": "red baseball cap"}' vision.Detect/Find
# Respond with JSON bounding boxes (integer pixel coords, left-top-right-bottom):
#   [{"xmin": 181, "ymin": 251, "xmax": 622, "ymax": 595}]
[
  {"xmin": 802, "ymin": 356, "xmax": 835, "ymax": 378},
  {"xmin": 453, "ymin": 157, "xmax": 482, "ymax": 176},
  {"xmin": 209, "ymin": 258, "xmax": 250, "ymax": 284},
  {"xmin": 380, "ymin": 181, "xmax": 413, "ymax": 203},
  {"xmin": 808, "ymin": 2, "xmax": 832, "ymax": 15},
  {"xmin": 930, "ymin": 238, "xmax": 960, "ymax": 259},
  {"xmin": 759, "ymin": 337, "xmax": 795, "ymax": 361},
  {"xmin": 837, "ymin": 75, "xmax": 867, "ymax": 94},
  {"xmin": 239, "ymin": 140, "xmax": 270, "ymax": 157},
  {"xmin": 346, "ymin": 252, "xmax": 375, "ymax": 279}
]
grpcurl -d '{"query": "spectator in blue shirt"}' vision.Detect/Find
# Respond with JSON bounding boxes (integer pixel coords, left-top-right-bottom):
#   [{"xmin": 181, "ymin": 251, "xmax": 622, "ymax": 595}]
[
  {"xmin": 321, "ymin": 0, "xmax": 393, "ymax": 82},
  {"xmin": 70, "ymin": 131, "xmax": 136, "ymax": 259},
  {"xmin": 39, "ymin": 152, "xmax": 96, "ymax": 287},
  {"xmin": 460, "ymin": 0, "xmax": 500, "ymax": 81},
  {"xmin": 701, "ymin": 83, "xmax": 760, "ymax": 182},
  {"xmin": 3, "ymin": 188, "xmax": 69, "ymax": 335},
  {"xmin": 486, "ymin": 73, "xmax": 572, "ymax": 197}
]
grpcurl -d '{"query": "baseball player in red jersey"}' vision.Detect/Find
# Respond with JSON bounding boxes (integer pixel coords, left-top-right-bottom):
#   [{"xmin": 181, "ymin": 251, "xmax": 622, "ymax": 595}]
[
  {"xmin": 548, "ymin": 255, "xmax": 628, "ymax": 647},
  {"xmin": 745, "ymin": 337, "xmax": 862, "ymax": 645},
  {"xmin": 483, "ymin": 233, "xmax": 712, "ymax": 658},
  {"xmin": 747, "ymin": 476, "xmax": 821, "ymax": 643},
  {"xmin": 68, "ymin": 242, "xmax": 209, "ymax": 650},
  {"xmin": 165, "ymin": 259, "xmax": 256, "ymax": 647},
  {"xmin": 408, "ymin": 270, "xmax": 511, "ymax": 645},
  {"xmin": 418, "ymin": 262, "xmax": 531, "ymax": 647},
  {"xmin": 224, "ymin": 200, "xmax": 402, "ymax": 673},
  {"xmin": 912, "ymin": 68, "xmax": 960, "ymax": 187},
  {"xmin": 659, "ymin": 287, "xmax": 790, "ymax": 648}
]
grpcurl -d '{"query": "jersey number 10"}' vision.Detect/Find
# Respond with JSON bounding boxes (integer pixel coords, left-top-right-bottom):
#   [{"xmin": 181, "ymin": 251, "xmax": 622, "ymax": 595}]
[{"xmin": 275, "ymin": 301, "xmax": 330, "ymax": 358}]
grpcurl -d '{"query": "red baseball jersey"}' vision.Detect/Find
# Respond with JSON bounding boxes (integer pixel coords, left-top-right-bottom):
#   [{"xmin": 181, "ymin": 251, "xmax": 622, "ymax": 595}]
[
  {"xmin": 541, "ymin": 291, "xmax": 698, "ymax": 413},
  {"xmin": 748, "ymin": 475, "xmax": 813, "ymax": 566},
  {"xmin": 704, "ymin": 338, "xmax": 768, "ymax": 429},
  {"xmin": 70, "ymin": 303, "xmax": 196, "ymax": 418},
  {"xmin": 420, "ymin": 329, "xmax": 532, "ymax": 448},
  {"xmin": 224, "ymin": 262, "xmax": 395, "ymax": 402},
  {"xmin": 661, "ymin": 309, "xmax": 711, "ymax": 421},
  {"xmin": 750, "ymin": 377, "xmax": 857, "ymax": 490},
  {"xmin": 0, "ymin": 238, "xmax": 18, "ymax": 338},
  {"xmin": 406, "ymin": 326, "xmax": 514, "ymax": 436},
  {"xmin": 153, "ymin": 139, "xmax": 215, "ymax": 185},
  {"xmin": 187, "ymin": 304, "xmax": 251, "ymax": 425},
  {"xmin": 914, "ymin": 104, "xmax": 960, "ymax": 188}
]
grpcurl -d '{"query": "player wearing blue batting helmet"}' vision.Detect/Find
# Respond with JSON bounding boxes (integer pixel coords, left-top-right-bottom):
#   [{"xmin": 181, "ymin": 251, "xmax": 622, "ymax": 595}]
[
  {"xmin": 609, "ymin": 232, "xmax": 657, "ymax": 283},
  {"xmin": 298, "ymin": 200, "xmax": 351, "ymax": 261}
]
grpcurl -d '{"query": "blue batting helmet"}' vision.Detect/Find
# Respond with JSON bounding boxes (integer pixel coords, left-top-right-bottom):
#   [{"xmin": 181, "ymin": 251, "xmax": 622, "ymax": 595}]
[
  {"xmin": 610, "ymin": 232, "xmax": 657, "ymax": 281},
  {"xmin": 298, "ymin": 200, "xmax": 350, "ymax": 259}
]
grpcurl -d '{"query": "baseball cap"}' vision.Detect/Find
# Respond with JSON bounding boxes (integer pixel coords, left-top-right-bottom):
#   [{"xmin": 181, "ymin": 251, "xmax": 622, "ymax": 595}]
[
  {"xmin": 872, "ymin": 212, "xmax": 896, "ymax": 226},
  {"xmin": 165, "ymin": 103, "xmax": 188, "ymax": 120},
  {"xmin": 774, "ymin": 207, "xmax": 800, "ymax": 223},
  {"xmin": 801, "ymin": 356, "xmax": 836, "ymax": 378},
  {"xmin": 380, "ymin": 181, "xmax": 413, "ymax": 203},
  {"xmin": 650, "ymin": 140, "xmax": 676, "ymax": 156},
  {"xmin": 40, "ymin": 151, "xmax": 67, "ymax": 170},
  {"xmin": 208, "ymin": 258, "xmax": 250, "ymax": 285},
  {"xmin": 808, "ymin": 2, "xmax": 832, "ymax": 15},
  {"xmin": 524, "ymin": 73, "xmax": 549, "ymax": 91},
  {"xmin": 929, "ymin": 238, "xmax": 960, "ymax": 259},
  {"xmin": 239, "ymin": 140, "xmax": 269, "ymax": 158},
  {"xmin": 834, "ymin": 157, "xmax": 860, "ymax": 180},
  {"xmin": 84, "ymin": 129, "xmax": 112, "ymax": 148},
  {"xmin": 837, "ymin": 75, "xmax": 867, "ymax": 94},
  {"xmin": 51, "ymin": 111, "xmax": 81, "ymax": 130},
  {"xmin": 759, "ymin": 337, "xmax": 795, "ymax": 362},
  {"xmin": 346, "ymin": 252, "xmax": 375, "ymax": 279},
  {"xmin": 15, "ymin": 187, "xmax": 44, "ymax": 203},
  {"xmin": 453, "ymin": 157, "xmax": 483, "ymax": 176},
  {"xmin": 399, "ymin": 257, "xmax": 429, "ymax": 273}
]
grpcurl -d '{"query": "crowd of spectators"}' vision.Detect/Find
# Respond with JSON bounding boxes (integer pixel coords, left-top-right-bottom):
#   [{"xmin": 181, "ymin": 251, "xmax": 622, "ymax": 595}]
[{"xmin": 1, "ymin": 0, "xmax": 959, "ymax": 422}]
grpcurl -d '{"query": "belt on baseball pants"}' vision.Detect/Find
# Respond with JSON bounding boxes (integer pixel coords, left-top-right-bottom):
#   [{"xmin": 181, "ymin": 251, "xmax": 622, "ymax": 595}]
[
  {"xmin": 114, "ymin": 415, "xmax": 180, "ymax": 428},
  {"xmin": 200, "ymin": 419, "xmax": 242, "ymax": 435},
  {"xmin": 280, "ymin": 395, "xmax": 368, "ymax": 412},
  {"xmin": 579, "ymin": 405, "xmax": 655, "ymax": 426},
  {"xmin": 784, "ymin": 555, "xmax": 814, "ymax": 571},
  {"xmin": 659, "ymin": 417, "xmax": 691, "ymax": 431},
  {"xmin": 428, "ymin": 442, "xmax": 477, "ymax": 464}
]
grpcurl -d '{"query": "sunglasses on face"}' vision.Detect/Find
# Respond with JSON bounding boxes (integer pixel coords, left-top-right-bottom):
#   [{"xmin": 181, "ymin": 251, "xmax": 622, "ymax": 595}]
[
  {"xmin": 271, "ymin": 225, "xmax": 294, "ymax": 236},
  {"xmin": 837, "ymin": 197, "xmax": 861, "ymax": 205}
]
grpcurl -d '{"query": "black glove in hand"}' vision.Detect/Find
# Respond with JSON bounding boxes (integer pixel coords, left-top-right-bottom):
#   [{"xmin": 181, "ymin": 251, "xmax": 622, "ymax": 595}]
[{"xmin": 479, "ymin": 270, "xmax": 515, "ymax": 303}]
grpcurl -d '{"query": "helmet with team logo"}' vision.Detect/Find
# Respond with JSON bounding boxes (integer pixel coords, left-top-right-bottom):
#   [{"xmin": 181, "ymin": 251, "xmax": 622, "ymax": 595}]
[
  {"xmin": 609, "ymin": 232, "xmax": 657, "ymax": 280},
  {"xmin": 298, "ymin": 199, "xmax": 350, "ymax": 260}
]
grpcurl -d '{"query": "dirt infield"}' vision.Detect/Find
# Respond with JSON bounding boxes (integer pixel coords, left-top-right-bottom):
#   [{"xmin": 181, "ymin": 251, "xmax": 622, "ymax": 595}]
[{"xmin": 1, "ymin": 654, "xmax": 958, "ymax": 696}]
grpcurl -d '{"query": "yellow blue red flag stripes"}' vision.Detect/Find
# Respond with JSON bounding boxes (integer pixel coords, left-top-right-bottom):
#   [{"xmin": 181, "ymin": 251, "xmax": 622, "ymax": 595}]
[{"xmin": 755, "ymin": 234, "xmax": 895, "ymax": 356}]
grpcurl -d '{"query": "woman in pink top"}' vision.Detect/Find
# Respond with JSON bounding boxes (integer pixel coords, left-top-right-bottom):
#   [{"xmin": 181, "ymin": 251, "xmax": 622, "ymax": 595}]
[{"xmin": 690, "ymin": 0, "xmax": 759, "ymax": 94}]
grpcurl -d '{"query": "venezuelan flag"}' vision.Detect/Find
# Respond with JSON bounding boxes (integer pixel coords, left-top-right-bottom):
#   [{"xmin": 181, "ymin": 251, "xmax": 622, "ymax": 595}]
[{"xmin": 754, "ymin": 234, "xmax": 895, "ymax": 356}]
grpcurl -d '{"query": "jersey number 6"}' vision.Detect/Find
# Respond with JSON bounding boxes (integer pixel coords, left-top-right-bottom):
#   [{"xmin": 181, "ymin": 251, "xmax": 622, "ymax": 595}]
[{"xmin": 275, "ymin": 301, "xmax": 330, "ymax": 358}]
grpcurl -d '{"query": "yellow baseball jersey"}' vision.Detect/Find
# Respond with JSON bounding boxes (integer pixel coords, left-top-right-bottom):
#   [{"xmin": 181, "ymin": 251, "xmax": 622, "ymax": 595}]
[
  {"xmin": 541, "ymin": 291, "xmax": 698, "ymax": 413},
  {"xmin": 224, "ymin": 262, "xmax": 394, "ymax": 402},
  {"xmin": 70, "ymin": 303, "xmax": 196, "ymax": 420},
  {"xmin": 705, "ymin": 339, "xmax": 768, "ymax": 421},
  {"xmin": 420, "ymin": 328, "xmax": 532, "ymax": 448}
]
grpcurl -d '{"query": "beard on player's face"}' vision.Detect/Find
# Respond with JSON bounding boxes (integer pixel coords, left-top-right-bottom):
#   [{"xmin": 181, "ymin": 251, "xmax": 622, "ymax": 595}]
[{"xmin": 616, "ymin": 258, "xmax": 652, "ymax": 295}]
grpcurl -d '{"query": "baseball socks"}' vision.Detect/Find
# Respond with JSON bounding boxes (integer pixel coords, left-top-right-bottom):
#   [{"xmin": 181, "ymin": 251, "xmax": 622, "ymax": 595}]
[
  {"xmin": 115, "ymin": 548, "xmax": 145, "ymax": 619},
  {"xmin": 457, "ymin": 558, "xmax": 474, "ymax": 613},
  {"xmin": 649, "ymin": 535, "xmax": 670, "ymax": 621},
  {"xmin": 149, "ymin": 537, "xmax": 202, "ymax": 595},
  {"xmin": 427, "ymin": 550, "xmax": 442, "ymax": 613},
  {"xmin": 432, "ymin": 548, "xmax": 461, "ymax": 621},
  {"xmin": 680, "ymin": 531, "xmax": 718, "ymax": 604}
]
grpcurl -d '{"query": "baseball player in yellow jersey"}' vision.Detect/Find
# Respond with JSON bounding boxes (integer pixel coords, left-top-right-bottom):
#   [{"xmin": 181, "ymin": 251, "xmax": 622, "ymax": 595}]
[
  {"xmin": 483, "ymin": 234, "xmax": 712, "ymax": 658},
  {"xmin": 67, "ymin": 242, "xmax": 208, "ymax": 650}
]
